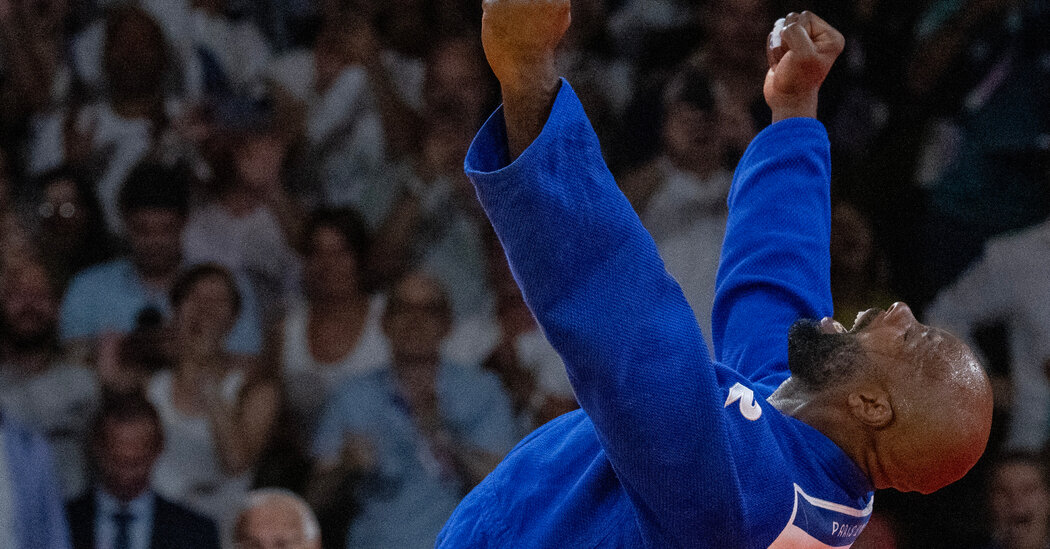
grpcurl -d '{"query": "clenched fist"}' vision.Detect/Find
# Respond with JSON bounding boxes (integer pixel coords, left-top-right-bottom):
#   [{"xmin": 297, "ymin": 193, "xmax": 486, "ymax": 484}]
[
  {"xmin": 481, "ymin": 0, "xmax": 572, "ymax": 157},
  {"xmin": 481, "ymin": 0, "xmax": 570, "ymax": 89},
  {"xmin": 763, "ymin": 11, "xmax": 844, "ymax": 121}
]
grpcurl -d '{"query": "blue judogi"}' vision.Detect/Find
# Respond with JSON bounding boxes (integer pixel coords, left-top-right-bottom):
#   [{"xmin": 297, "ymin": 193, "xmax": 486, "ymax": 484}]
[{"xmin": 437, "ymin": 81, "xmax": 874, "ymax": 548}]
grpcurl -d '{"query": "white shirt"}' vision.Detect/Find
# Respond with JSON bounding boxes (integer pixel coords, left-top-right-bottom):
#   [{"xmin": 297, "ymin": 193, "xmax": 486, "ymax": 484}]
[
  {"xmin": 94, "ymin": 490, "xmax": 154, "ymax": 549},
  {"xmin": 280, "ymin": 297, "xmax": 390, "ymax": 439},
  {"xmin": 183, "ymin": 202, "xmax": 301, "ymax": 313},
  {"xmin": 147, "ymin": 370, "xmax": 251, "ymax": 535},
  {"xmin": 640, "ymin": 159, "xmax": 733, "ymax": 341},
  {"xmin": 0, "ymin": 362, "xmax": 99, "ymax": 498},
  {"xmin": 926, "ymin": 218, "xmax": 1050, "ymax": 451}
]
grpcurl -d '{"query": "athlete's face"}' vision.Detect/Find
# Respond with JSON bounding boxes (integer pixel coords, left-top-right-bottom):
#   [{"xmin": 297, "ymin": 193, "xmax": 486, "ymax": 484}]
[{"xmin": 820, "ymin": 303, "xmax": 994, "ymax": 494}]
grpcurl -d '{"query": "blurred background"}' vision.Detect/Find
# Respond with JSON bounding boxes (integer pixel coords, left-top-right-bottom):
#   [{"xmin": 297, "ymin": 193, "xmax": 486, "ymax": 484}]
[{"xmin": 0, "ymin": 0, "xmax": 1048, "ymax": 547}]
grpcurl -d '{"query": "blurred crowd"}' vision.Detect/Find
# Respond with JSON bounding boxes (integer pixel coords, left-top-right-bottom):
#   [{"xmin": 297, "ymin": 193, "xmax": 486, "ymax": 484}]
[{"xmin": 0, "ymin": 0, "xmax": 1047, "ymax": 547}]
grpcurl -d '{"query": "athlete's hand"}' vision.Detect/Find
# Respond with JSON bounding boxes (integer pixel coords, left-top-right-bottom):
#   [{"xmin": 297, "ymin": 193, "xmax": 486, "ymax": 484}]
[
  {"xmin": 481, "ymin": 0, "xmax": 571, "ymax": 158},
  {"xmin": 481, "ymin": 0, "xmax": 570, "ymax": 90},
  {"xmin": 763, "ymin": 11, "xmax": 844, "ymax": 122}
]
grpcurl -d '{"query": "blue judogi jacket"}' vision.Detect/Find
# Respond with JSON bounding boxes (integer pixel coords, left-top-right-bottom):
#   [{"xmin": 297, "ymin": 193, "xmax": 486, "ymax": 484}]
[{"xmin": 437, "ymin": 81, "xmax": 874, "ymax": 548}]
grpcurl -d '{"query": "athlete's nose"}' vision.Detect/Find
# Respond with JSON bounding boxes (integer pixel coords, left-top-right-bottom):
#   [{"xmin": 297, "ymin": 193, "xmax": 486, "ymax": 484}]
[{"xmin": 884, "ymin": 302, "xmax": 916, "ymax": 325}]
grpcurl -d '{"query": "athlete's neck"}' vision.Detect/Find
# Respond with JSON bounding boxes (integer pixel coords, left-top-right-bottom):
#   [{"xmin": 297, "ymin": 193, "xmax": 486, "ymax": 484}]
[{"xmin": 769, "ymin": 377, "xmax": 876, "ymax": 487}]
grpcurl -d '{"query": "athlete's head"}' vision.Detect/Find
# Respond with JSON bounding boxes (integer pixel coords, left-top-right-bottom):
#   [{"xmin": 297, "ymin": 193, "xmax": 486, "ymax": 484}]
[{"xmin": 788, "ymin": 302, "xmax": 993, "ymax": 494}]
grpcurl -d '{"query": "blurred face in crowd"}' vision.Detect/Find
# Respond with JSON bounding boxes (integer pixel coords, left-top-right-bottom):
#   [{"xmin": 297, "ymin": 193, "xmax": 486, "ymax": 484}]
[
  {"xmin": 662, "ymin": 100, "xmax": 720, "ymax": 168},
  {"xmin": 700, "ymin": 0, "xmax": 770, "ymax": 68},
  {"xmin": 235, "ymin": 494, "xmax": 321, "ymax": 549},
  {"xmin": 304, "ymin": 226, "xmax": 360, "ymax": 302},
  {"xmin": 424, "ymin": 38, "xmax": 490, "ymax": 121},
  {"xmin": 103, "ymin": 8, "xmax": 168, "ymax": 99},
  {"xmin": 383, "ymin": 273, "xmax": 451, "ymax": 403},
  {"xmin": 96, "ymin": 417, "xmax": 162, "ymax": 502},
  {"xmin": 830, "ymin": 202, "xmax": 875, "ymax": 279},
  {"xmin": 0, "ymin": 262, "xmax": 57, "ymax": 349},
  {"xmin": 989, "ymin": 459, "xmax": 1050, "ymax": 549},
  {"xmin": 383, "ymin": 273, "xmax": 451, "ymax": 362},
  {"xmin": 173, "ymin": 272, "xmax": 238, "ymax": 348},
  {"xmin": 38, "ymin": 178, "xmax": 89, "ymax": 239},
  {"xmin": 126, "ymin": 208, "xmax": 184, "ymax": 279}
]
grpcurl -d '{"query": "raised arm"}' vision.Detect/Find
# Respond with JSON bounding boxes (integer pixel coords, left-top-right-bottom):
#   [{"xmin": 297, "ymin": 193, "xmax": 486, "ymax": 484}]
[
  {"xmin": 471, "ymin": 1, "xmax": 746, "ymax": 540},
  {"xmin": 711, "ymin": 12, "xmax": 845, "ymax": 394}
]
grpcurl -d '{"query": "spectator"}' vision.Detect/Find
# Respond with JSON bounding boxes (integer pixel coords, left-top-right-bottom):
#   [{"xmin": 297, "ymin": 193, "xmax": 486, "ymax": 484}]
[
  {"xmin": 908, "ymin": 0, "xmax": 1050, "ymax": 294},
  {"xmin": 266, "ymin": 6, "xmax": 422, "ymax": 219},
  {"xmin": 370, "ymin": 109, "xmax": 491, "ymax": 317},
  {"xmin": 278, "ymin": 208, "xmax": 388, "ymax": 446},
  {"xmin": 829, "ymin": 200, "xmax": 897, "ymax": 325},
  {"xmin": 620, "ymin": 66, "xmax": 732, "ymax": 339},
  {"xmin": 29, "ymin": 5, "xmax": 193, "ymax": 235},
  {"xmin": 421, "ymin": 35, "xmax": 496, "ymax": 131},
  {"xmin": 23, "ymin": 166, "xmax": 115, "ymax": 289},
  {"xmin": 925, "ymin": 213, "xmax": 1050, "ymax": 452},
  {"xmin": 0, "ymin": 413, "xmax": 71, "ymax": 548},
  {"xmin": 0, "ymin": 257, "xmax": 99, "ymax": 498},
  {"xmin": 161, "ymin": 0, "xmax": 273, "ymax": 110},
  {"xmin": 233, "ymin": 488, "xmax": 321, "ymax": 549},
  {"xmin": 308, "ymin": 272, "xmax": 517, "ymax": 549},
  {"xmin": 978, "ymin": 452, "xmax": 1050, "ymax": 549},
  {"xmin": 59, "ymin": 161, "xmax": 263, "ymax": 361},
  {"xmin": 71, "ymin": 0, "xmax": 273, "ymax": 111},
  {"xmin": 0, "ymin": 0, "xmax": 73, "ymax": 138},
  {"xmin": 477, "ymin": 245, "xmax": 578, "ymax": 435},
  {"xmin": 184, "ymin": 131, "xmax": 303, "ymax": 322},
  {"xmin": 67, "ymin": 393, "xmax": 221, "ymax": 549},
  {"xmin": 146, "ymin": 264, "xmax": 278, "ymax": 534},
  {"xmin": 691, "ymin": 0, "xmax": 772, "ymax": 159}
]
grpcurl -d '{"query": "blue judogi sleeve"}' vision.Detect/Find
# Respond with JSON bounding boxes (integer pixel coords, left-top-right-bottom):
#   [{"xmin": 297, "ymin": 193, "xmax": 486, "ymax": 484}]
[
  {"xmin": 467, "ymin": 80, "xmax": 746, "ymax": 543},
  {"xmin": 711, "ymin": 118, "xmax": 833, "ymax": 396}
]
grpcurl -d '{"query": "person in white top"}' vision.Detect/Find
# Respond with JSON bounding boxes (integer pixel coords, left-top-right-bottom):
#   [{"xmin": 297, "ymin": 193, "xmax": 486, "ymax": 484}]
[
  {"xmin": 183, "ymin": 131, "xmax": 304, "ymax": 323},
  {"xmin": 28, "ymin": 5, "xmax": 195, "ymax": 236},
  {"xmin": 265, "ymin": 9, "xmax": 424, "ymax": 220},
  {"xmin": 277, "ymin": 208, "xmax": 389, "ymax": 446},
  {"xmin": 0, "ymin": 257, "xmax": 99, "ymax": 498},
  {"xmin": 147, "ymin": 263, "xmax": 279, "ymax": 538},
  {"xmin": 73, "ymin": 0, "xmax": 273, "ymax": 105},
  {"xmin": 925, "ymin": 217, "xmax": 1050, "ymax": 452},
  {"xmin": 621, "ymin": 66, "xmax": 733, "ymax": 341}
]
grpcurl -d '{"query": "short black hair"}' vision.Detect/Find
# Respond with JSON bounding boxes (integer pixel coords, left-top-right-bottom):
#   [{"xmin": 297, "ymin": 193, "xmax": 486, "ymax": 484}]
[
  {"xmin": 663, "ymin": 66, "xmax": 716, "ymax": 113},
  {"xmin": 169, "ymin": 263, "xmax": 242, "ymax": 316},
  {"xmin": 301, "ymin": 207, "xmax": 372, "ymax": 264},
  {"xmin": 91, "ymin": 391, "xmax": 163, "ymax": 450},
  {"xmin": 118, "ymin": 162, "xmax": 191, "ymax": 220}
]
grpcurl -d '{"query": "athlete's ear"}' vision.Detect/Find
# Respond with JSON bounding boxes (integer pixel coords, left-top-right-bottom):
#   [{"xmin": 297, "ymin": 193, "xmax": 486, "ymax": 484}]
[{"xmin": 847, "ymin": 390, "xmax": 892, "ymax": 429}]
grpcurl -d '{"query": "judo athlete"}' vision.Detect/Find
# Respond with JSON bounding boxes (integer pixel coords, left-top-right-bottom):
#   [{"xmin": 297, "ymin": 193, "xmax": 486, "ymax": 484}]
[{"xmin": 437, "ymin": 3, "xmax": 994, "ymax": 548}]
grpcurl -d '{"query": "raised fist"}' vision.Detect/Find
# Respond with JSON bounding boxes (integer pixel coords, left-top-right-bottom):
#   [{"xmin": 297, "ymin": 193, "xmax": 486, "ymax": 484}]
[
  {"xmin": 763, "ymin": 11, "xmax": 844, "ymax": 120},
  {"xmin": 481, "ymin": 0, "xmax": 571, "ymax": 88}
]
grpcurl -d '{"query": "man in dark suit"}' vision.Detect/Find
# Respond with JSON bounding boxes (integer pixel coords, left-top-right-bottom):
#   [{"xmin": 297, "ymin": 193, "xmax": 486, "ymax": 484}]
[{"xmin": 67, "ymin": 393, "xmax": 220, "ymax": 549}]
